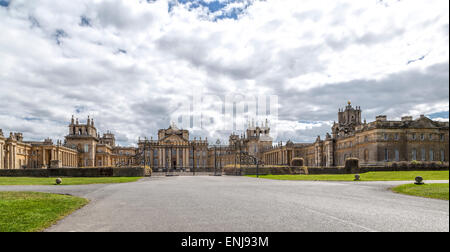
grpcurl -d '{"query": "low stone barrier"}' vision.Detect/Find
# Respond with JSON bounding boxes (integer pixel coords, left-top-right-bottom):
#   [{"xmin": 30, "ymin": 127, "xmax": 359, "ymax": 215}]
[
  {"xmin": 0, "ymin": 167, "xmax": 146, "ymax": 177},
  {"xmin": 224, "ymin": 166, "xmax": 307, "ymax": 176},
  {"xmin": 230, "ymin": 162, "xmax": 449, "ymax": 176}
]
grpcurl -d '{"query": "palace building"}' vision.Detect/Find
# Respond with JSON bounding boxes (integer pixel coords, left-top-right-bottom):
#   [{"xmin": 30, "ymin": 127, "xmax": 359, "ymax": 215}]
[
  {"xmin": 0, "ymin": 116, "xmax": 135, "ymax": 169},
  {"xmin": 1, "ymin": 103, "xmax": 449, "ymax": 170},
  {"xmin": 0, "ymin": 130, "xmax": 78, "ymax": 169},
  {"xmin": 262, "ymin": 102, "xmax": 449, "ymax": 167},
  {"xmin": 137, "ymin": 123, "xmax": 209, "ymax": 171}
]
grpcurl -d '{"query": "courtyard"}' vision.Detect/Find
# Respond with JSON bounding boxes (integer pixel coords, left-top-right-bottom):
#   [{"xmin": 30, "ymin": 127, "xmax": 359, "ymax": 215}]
[{"xmin": 0, "ymin": 175, "xmax": 448, "ymax": 232}]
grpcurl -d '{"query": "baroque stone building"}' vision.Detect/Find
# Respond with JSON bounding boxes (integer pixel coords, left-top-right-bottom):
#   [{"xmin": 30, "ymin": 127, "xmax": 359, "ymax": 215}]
[
  {"xmin": 262, "ymin": 102, "xmax": 449, "ymax": 167},
  {"xmin": 138, "ymin": 123, "xmax": 209, "ymax": 171},
  {"xmin": 0, "ymin": 129, "xmax": 78, "ymax": 169},
  {"xmin": 1, "ymin": 116, "xmax": 135, "ymax": 169},
  {"xmin": 1, "ymin": 105, "xmax": 448, "ymax": 170}
]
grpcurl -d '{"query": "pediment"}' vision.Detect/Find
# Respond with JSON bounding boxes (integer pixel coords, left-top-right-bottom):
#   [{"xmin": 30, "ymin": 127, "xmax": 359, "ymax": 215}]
[
  {"xmin": 161, "ymin": 134, "xmax": 188, "ymax": 144},
  {"xmin": 410, "ymin": 117, "xmax": 440, "ymax": 128}
]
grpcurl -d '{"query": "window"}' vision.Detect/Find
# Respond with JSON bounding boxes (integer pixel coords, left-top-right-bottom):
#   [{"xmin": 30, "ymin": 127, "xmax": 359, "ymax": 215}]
[
  {"xmin": 429, "ymin": 134, "xmax": 433, "ymax": 140},
  {"xmin": 412, "ymin": 149, "xmax": 417, "ymax": 161},
  {"xmin": 440, "ymin": 134, "xmax": 445, "ymax": 141},
  {"xmin": 395, "ymin": 149, "xmax": 399, "ymax": 162},
  {"xmin": 384, "ymin": 134, "xmax": 388, "ymax": 140},
  {"xmin": 412, "ymin": 133, "xmax": 416, "ymax": 140},
  {"xmin": 364, "ymin": 136, "xmax": 368, "ymax": 142},
  {"xmin": 384, "ymin": 148, "xmax": 389, "ymax": 161},
  {"xmin": 394, "ymin": 133, "xmax": 399, "ymax": 141},
  {"xmin": 84, "ymin": 144, "xmax": 89, "ymax": 153},
  {"xmin": 420, "ymin": 134, "xmax": 425, "ymax": 141},
  {"xmin": 441, "ymin": 150, "xmax": 445, "ymax": 162},
  {"xmin": 429, "ymin": 149, "xmax": 434, "ymax": 161},
  {"xmin": 421, "ymin": 148, "xmax": 425, "ymax": 161}
]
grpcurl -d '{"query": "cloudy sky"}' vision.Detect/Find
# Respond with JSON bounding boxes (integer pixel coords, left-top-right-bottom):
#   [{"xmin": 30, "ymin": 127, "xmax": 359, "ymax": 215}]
[{"xmin": 0, "ymin": 0, "xmax": 448, "ymax": 146}]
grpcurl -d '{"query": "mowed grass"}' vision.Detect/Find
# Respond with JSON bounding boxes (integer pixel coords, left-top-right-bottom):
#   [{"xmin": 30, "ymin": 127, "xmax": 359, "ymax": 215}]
[
  {"xmin": 248, "ymin": 171, "xmax": 449, "ymax": 181},
  {"xmin": 392, "ymin": 183, "xmax": 449, "ymax": 200},
  {"xmin": 0, "ymin": 191, "xmax": 89, "ymax": 232},
  {"xmin": 0, "ymin": 177, "xmax": 142, "ymax": 186}
]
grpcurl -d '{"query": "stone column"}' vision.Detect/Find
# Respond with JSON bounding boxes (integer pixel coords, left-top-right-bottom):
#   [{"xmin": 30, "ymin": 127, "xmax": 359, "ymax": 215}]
[
  {"xmin": 176, "ymin": 148, "xmax": 180, "ymax": 168},
  {"xmin": 0, "ymin": 142, "xmax": 3, "ymax": 169}
]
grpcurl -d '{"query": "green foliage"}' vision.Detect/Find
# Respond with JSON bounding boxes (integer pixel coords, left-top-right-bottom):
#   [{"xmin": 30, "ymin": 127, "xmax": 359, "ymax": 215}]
[
  {"xmin": 392, "ymin": 183, "xmax": 449, "ymax": 200},
  {"xmin": 0, "ymin": 177, "xmax": 142, "ymax": 186},
  {"xmin": 248, "ymin": 171, "xmax": 449, "ymax": 181},
  {"xmin": 0, "ymin": 192, "xmax": 89, "ymax": 232}
]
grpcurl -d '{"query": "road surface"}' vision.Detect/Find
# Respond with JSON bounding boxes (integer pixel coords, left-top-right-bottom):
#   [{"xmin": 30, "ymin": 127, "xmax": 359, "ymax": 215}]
[{"xmin": 0, "ymin": 176, "xmax": 448, "ymax": 232}]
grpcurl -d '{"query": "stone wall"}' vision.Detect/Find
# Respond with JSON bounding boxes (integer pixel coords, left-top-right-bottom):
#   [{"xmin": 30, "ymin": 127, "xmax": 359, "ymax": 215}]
[
  {"xmin": 0, "ymin": 167, "xmax": 146, "ymax": 177},
  {"xmin": 224, "ymin": 166, "xmax": 307, "ymax": 176},
  {"xmin": 231, "ymin": 162, "xmax": 449, "ymax": 176}
]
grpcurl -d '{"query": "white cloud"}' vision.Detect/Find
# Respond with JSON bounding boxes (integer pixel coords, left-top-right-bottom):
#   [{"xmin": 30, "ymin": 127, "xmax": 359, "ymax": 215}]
[{"xmin": 0, "ymin": 0, "xmax": 448, "ymax": 145}]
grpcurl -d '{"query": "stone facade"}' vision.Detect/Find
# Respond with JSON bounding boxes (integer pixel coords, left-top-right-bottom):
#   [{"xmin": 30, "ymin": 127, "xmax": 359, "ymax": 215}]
[
  {"xmin": 0, "ymin": 131, "xmax": 78, "ymax": 170},
  {"xmin": 137, "ymin": 123, "xmax": 209, "ymax": 171},
  {"xmin": 1, "ymin": 105, "xmax": 448, "ymax": 170},
  {"xmin": 1, "ymin": 116, "xmax": 134, "ymax": 169},
  {"xmin": 262, "ymin": 103, "xmax": 449, "ymax": 167}
]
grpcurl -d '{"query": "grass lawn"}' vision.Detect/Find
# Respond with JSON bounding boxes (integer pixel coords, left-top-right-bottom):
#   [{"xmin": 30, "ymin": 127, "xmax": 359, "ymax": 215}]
[
  {"xmin": 0, "ymin": 177, "xmax": 142, "ymax": 186},
  {"xmin": 247, "ymin": 171, "xmax": 449, "ymax": 181},
  {"xmin": 392, "ymin": 183, "xmax": 449, "ymax": 200},
  {"xmin": 0, "ymin": 191, "xmax": 89, "ymax": 232}
]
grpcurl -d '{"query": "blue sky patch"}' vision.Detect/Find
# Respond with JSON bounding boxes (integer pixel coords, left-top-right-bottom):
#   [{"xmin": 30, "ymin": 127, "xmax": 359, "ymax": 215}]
[
  {"xmin": 428, "ymin": 111, "xmax": 449, "ymax": 119},
  {"xmin": 0, "ymin": 0, "xmax": 10, "ymax": 7},
  {"xmin": 168, "ymin": 0, "xmax": 255, "ymax": 20}
]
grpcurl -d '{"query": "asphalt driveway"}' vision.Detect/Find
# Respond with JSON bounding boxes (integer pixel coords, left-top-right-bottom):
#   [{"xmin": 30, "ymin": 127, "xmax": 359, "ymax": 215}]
[{"xmin": 0, "ymin": 176, "xmax": 448, "ymax": 232}]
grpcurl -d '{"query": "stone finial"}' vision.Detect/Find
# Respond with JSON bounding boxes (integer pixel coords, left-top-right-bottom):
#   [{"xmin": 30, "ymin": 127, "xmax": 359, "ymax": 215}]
[
  {"xmin": 348, "ymin": 100, "xmax": 351, "ymax": 105},
  {"xmin": 71, "ymin": 115, "xmax": 74, "ymax": 124},
  {"xmin": 76, "ymin": 118, "xmax": 79, "ymax": 125}
]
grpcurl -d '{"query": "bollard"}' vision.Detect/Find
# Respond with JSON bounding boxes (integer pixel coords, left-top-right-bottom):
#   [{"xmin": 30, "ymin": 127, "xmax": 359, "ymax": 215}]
[{"xmin": 414, "ymin": 176, "xmax": 424, "ymax": 185}]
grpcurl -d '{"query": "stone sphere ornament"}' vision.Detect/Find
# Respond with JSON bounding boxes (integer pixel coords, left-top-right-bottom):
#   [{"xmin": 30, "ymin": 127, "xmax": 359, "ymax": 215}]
[
  {"xmin": 354, "ymin": 174, "xmax": 361, "ymax": 181},
  {"xmin": 56, "ymin": 178, "xmax": 62, "ymax": 185},
  {"xmin": 414, "ymin": 176, "xmax": 424, "ymax": 185}
]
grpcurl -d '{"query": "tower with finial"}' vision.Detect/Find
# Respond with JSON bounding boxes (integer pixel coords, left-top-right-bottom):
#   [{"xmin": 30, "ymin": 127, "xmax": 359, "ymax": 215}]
[{"xmin": 333, "ymin": 101, "xmax": 362, "ymax": 138}]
